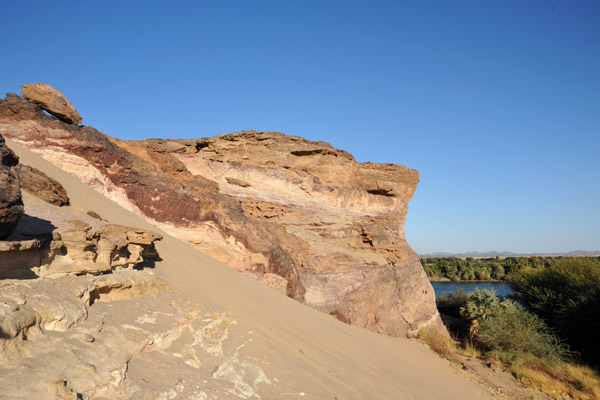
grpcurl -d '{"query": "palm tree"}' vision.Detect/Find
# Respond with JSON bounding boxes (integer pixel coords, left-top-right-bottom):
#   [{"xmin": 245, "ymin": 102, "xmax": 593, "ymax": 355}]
[{"xmin": 460, "ymin": 289, "xmax": 501, "ymax": 337}]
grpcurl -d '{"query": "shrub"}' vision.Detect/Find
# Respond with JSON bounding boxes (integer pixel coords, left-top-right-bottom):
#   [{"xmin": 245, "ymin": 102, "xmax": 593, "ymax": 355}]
[
  {"xmin": 511, "ymin": 257, "xmax": 600, "ymax": 367},
  {"xmin": 459, "ymin": 288, "xmax": 511, "ymax": 337},
  {"xmin": 478, "ymin": 307, "xmax": 571, "ymax": 362}
]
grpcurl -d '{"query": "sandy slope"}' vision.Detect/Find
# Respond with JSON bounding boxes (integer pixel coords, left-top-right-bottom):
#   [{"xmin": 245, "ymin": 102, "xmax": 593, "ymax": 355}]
[{"xmin": 8, "ymin": 138, "xmax": 493, "ymax": 399}]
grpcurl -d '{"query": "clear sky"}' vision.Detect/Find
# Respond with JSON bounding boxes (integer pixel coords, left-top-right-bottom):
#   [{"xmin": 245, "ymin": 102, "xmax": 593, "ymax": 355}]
[{"xmin": 1, "ymin": 1, "xmax": 598, "ymax": 254}]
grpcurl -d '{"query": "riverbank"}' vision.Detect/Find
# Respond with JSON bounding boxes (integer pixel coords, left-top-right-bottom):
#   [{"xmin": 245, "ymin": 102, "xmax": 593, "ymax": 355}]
[{"xmin": 429, "ymin": 277, "xmax": 505, "ymax": 283}]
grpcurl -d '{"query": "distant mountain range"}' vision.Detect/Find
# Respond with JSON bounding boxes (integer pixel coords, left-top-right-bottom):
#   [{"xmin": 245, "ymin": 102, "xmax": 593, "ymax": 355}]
[{"xmin": 419, "ymin": 250, "xmax": 600, "ymax": 258}]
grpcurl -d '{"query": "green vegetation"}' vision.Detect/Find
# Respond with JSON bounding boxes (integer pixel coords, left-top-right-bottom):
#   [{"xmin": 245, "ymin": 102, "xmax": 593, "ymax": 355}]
[
  {"xmin": 478, "ymin": 306, "xmax": 571, "ymax": 362},
  {"xmin": 450, "ymin": 288, "xmax": 568, "ymax": 361},
  {"xmin": 421, "ymin": 255, "xmax": 600, "ymax": 282},
  {"xmin": 433, "ymin": 277, "xmax": 600, "ymax": 399},
  {"xmin": 511, "ymin": 257, "xmax": 600, "ymax": 369},
  {"xmin": 459, "ymin": 288, "xmax": 517, "ymax": 338}
]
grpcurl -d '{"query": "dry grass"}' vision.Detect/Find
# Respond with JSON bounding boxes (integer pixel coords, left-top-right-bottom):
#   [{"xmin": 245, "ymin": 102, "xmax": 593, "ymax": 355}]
[
  {"xmin": 512, "ymin": 356, "xmax": 600, "ymax": 400},
  {"xmin": 418, "ymin": 327, "xmax": 600, "ymax": 400},
  {"xmin": 459, "ymin": 338, "xmax": 483, "ymax": 358},
  {"xmin": 418, "ymin": 329, "xmax": 457, "ymax": 360}
]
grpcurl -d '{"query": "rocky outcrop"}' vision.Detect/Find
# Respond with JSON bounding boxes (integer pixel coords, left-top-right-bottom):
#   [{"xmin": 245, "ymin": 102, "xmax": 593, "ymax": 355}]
[
  {"xmin": 0, "ymin": 207, "xmax": 269, "ymax": 399},
  {"xmin": 0, "ymin": 93, "xmax": 305, "ymax": 301},
  {"xmin": 0, "ymin": 132, "xmax": 23, "ymax": 239},
  {"xmin": 21, "ymin": 83, "xmax": 82, "ymax": 124},
  {"xmin": 0, "ymin": 88, "xmax": 445, "ymax": 337},
  {"xmin": 130, "ymin": 132, "xmax": 439, "ymax": 336},
  {"xmin": 0, "ymin": 198, "xmax": 264, "ymax": 399},
  {"xmin": 41, "ymin": 221, "xmax": 163, "ymax": 276},
  {"xmin": 0, "ymin": 220, "xmax": 162, "ymax": 279},
  {"xmin": 19, "ymin": 164, "xmax": 70, "ymax": 206}
]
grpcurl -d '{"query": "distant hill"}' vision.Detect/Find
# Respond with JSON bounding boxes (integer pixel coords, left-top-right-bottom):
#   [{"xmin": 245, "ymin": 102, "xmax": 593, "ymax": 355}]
[{"xmin": 420, "ymin": 250, "xmax": 600, "ymax": 258}]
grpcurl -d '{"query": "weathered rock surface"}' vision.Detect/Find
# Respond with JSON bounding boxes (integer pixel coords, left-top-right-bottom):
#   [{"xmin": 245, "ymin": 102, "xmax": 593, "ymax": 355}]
[
  {"xmin": 161, "ymin": 132, "xmax": 442, "ymax": 336},
  {"xmin": 0, "ymin": 220, "xmax": 162, "ymax": 279},
  {"xmin": 0, "ymin": 93, "xmax": 304, "ymax": 301},
  {"xmin": 1, "ymin": 206, "xmax": 265, "ymax": 399},
  {"xmin": 0, "ymin": 132, "xmax": 23, "ymax": 239},
  {"xmin": 19, "ymin": 164, "xmax": 70, "ymax": 206},
  {"xmin": 21, "ymin": 83, "xmax": 82, "ymax": 124},
  {"xmin": 0, "ymin": 269, "xmax": 270, "ymax": 399},
  {"xmin": 0, "ymin": 89, "xmax": 444, "ymax": 337},
  {"xmin": 0, "ymin": 239, "xmax": 41, "ymax": 279}
]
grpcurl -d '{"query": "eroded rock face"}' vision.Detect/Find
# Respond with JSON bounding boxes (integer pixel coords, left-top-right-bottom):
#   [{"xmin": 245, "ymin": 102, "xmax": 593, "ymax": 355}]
[
  {"xmin": 21, "ymin": 83, "xmax": 82, "ymax": 124},
  {"xmin": 0, "ymin": 133, "xmax": 23, "ymax": 239},
  {"xmin": 0, "ymin": 93, "xmax": 305, "ymax": 301},
  {"xmin": 19, "ymin": 164, "xmax": 70, "ymax": 206},
  {"xmin": 42, "ymin": 221, "xmax": 163, "ymax": 276},
  {"xmin": 130, "ymin": 132, "xmax": 440, "ymax": 336},
  {"xmin": 0, "ymin": 89, "xmax": 444, "ymax": 337},
  {"xmin": 0, "ymin": 220, "xmax": 162, "ymax": 279}
]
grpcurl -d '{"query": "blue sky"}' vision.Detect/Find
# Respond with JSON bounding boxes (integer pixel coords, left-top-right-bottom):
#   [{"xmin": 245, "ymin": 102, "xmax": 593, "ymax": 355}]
[{"xmin": 1, "ymin": 1, "xmax": 598, "ymax": 253}]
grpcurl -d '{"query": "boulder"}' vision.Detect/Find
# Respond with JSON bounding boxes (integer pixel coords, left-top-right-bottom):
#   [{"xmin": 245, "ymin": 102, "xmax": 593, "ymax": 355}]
[
  {"xmin": 18, "ymin": 164, "xmax": 70, "ymax": 206},
  {"xmin": 86, "ymin": 210, "xmax": 102, "ymax": 220},
  {"xmin": 21, "ymin": 83, "xmax": 82, "ymax": 124},
  {"xmin": 0, "ymin": 133, "xmax": 23, "ymax": 239}
]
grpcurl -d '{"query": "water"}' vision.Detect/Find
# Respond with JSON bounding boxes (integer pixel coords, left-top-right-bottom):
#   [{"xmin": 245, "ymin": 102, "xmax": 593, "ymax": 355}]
[{"xmin": 431, "ymin": 281, "xmax": 513, "ymax": 299}]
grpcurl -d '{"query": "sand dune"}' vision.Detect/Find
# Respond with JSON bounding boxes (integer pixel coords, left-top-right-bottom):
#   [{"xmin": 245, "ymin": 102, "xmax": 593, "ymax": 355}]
[{"xmin": 8, "ymin": 138, "xmax": 492, "ymax": 399}]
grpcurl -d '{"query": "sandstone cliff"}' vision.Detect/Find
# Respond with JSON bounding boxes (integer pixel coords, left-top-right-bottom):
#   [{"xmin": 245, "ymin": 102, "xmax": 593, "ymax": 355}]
[
  {"xmin": 0, "ymin": 85, "xmax": 444, "ymax": 337},
  {"xmin": 0, "ymin": 131, "xmax": 496, "ymax": 400}
]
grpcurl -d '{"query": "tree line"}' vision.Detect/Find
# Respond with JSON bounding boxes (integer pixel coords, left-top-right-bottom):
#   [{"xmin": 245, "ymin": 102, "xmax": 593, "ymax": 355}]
[{"xmin": 421, "ymin": 255, "xmax": 600, "ymax": 281}]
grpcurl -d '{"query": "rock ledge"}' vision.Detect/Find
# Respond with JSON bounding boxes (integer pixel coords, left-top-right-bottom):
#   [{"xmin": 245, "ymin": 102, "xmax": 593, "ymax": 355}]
[{"xmin": 21, "ymin": 83, "xmax": 82, "ymax": 124}]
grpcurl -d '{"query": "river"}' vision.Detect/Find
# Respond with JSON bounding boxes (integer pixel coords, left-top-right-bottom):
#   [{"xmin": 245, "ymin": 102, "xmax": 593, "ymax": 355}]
[{"xmin": 431, "ymin": 281, "xmax": 513, "ymax": 299}]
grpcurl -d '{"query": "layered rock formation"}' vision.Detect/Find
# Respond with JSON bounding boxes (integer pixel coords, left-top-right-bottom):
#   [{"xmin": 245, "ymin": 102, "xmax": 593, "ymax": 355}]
[
  {"xmin": 118, "ymin": 133, "xmax": 440, "ymax": 336},
  {"xmin": 0, "ymin": 85, "xmax": 444, "ymax": 337},
  {"xmin": 19, "ymin": 164, "xmax": 70, "ymax": 206},
  {"xmin": 0, "ymin": 132, "xmax": 23, "ymax": 238}
]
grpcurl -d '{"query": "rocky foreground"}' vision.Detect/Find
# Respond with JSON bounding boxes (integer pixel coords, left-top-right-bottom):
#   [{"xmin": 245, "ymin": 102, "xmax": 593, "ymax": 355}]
[
  {"xmin": 0, "ymin": 84, "xmax": 444, "ymax": 337},
  {"xmin": 0, "ymin": 201, "xmax": 266, "ymax": 399}
]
